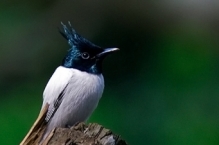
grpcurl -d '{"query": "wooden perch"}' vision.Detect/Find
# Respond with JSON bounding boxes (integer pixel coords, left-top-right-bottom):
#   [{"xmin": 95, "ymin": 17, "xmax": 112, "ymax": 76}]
[
  {"xmin": 41, "ymin": 122, "xmax": 127, "ymax": 145},
  {"xmin": 20, "ymin": 104, "xmax": 127, "ymax": 145}
]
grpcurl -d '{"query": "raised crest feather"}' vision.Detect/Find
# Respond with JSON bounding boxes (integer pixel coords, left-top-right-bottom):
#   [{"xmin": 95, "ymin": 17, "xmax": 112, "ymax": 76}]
[
  {"xmin": 59, "ymin": 21, "xmax": 78, "ymax": 47},
  {"xmin": 59, "ymin": 21, "xmax": 97, "ymax": 48}
]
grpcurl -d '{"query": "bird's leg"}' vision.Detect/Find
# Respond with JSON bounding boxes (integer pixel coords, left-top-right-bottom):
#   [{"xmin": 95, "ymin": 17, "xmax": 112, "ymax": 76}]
[
  {"xmin": 65, "ymin": 121, "xmax": 80, "ymax": 128},
  {"xmin": 65, "ymin": 124, "xmax": 72, "ymax": 128}
]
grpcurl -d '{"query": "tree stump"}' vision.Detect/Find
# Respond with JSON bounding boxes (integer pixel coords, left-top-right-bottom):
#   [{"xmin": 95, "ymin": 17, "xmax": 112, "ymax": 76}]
[
  {"xmin": 20, "ymin": 104, "xmax": 127, "ymax": 145},
  {"xmin": 42, "ymin": 122, "xmax": 127, "ymax": 145}
]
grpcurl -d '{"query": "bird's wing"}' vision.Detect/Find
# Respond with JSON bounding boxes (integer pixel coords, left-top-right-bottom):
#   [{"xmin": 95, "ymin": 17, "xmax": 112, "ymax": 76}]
[{"xmin": 42, "ymin": 66, "xmax": 73, "ymax": 122}]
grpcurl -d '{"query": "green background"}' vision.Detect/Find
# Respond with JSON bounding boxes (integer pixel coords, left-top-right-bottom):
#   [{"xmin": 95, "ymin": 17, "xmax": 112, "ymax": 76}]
[{"xmin": 1, "ymin": 1, "xmax": 219, "ymax": 145}]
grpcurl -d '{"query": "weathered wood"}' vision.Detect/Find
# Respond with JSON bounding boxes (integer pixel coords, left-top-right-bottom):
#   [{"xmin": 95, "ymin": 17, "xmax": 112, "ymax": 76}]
[
  {"xmin": 20, "ymin": 104, "xmax": 127, "ymax": 145},
  {"xmin": 42, "ymin": 122, "xmax": 127, "ymax": 145}
]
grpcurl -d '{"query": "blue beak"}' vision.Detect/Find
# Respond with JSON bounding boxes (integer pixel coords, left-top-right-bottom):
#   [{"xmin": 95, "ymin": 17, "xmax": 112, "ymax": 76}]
[{"xmin": 96, "ymin": 48, "xmax": 119, "ymax": 58}]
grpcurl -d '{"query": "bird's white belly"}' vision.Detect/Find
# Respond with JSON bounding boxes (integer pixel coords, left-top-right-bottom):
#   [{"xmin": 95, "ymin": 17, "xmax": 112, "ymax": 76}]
[
  {"xmin": 43, "ymin": 67, "xmax": 104, "ymax": 138},
  {"xmin": 54, "ymin": 75, "xmax": 104, "ymax": 126}
]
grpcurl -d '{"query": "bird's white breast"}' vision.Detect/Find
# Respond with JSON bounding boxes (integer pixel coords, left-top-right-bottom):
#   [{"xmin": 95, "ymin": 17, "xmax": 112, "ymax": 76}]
[{"xmin": 42, "ymin": 66, "xmax": 104, "ymax": 137}]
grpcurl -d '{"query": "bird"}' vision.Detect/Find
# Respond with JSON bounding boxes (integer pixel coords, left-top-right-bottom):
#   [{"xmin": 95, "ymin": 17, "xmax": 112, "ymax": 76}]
[{"xmin": 39, "ymin": 22, "xmax": 119, "ymax": 142}]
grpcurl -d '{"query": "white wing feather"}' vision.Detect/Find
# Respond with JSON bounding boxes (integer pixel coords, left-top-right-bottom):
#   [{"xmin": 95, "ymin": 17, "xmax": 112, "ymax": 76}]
[{"xmin": 42, "ymin": 66, "xmax": 73, "ymax": 109}]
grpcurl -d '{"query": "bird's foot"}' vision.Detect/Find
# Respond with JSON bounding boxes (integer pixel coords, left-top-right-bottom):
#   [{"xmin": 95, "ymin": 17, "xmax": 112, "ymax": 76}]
[{"xmin": 65, "ymin": 124, "xmax": 72, "ymax": 128}]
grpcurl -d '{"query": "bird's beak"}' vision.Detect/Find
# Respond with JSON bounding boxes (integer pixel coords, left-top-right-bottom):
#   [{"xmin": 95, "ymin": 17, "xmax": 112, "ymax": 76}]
[{"xmin": 96, "ymin": 48, "xmax": 120, "ymax": 58}]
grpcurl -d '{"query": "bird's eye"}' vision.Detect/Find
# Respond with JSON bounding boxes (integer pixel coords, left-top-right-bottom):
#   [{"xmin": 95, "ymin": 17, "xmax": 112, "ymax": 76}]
[{"xmin": 81, "ymin": 52, "xmax": 90, "ymax": 59}]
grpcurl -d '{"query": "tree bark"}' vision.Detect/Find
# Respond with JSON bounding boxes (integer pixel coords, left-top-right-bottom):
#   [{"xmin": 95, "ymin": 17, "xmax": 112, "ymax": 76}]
[
  {"xmin": 42, "ymin": 122, "xmax": 127, "ymax": 145},
  {"xmin": 20, "ymin": 104, "xmax": 127, "ymax": 145}
]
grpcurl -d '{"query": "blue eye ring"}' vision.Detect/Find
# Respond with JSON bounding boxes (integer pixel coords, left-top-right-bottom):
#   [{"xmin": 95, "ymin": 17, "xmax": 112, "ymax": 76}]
[{"xmin": 81, "ymin": 52, "xmax": 90, "ymax": 59}]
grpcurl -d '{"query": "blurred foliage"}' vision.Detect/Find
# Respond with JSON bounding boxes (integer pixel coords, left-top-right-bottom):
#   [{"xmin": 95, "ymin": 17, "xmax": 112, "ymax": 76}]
[{"xmin": 1, "ymin": 1, "xmax": 219, "ymax": 145}]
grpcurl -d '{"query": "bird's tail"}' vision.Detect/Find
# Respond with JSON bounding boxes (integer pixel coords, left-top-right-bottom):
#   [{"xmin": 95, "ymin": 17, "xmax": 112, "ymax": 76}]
[{"xmin": 20, "ymin": 103, "xmax": 49, "ymax": 145}]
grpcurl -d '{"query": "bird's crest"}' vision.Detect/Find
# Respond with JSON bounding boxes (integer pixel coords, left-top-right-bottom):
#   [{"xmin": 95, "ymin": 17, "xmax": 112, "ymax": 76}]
[{"xmin": 59, "ymin": 22, "xmax": 97, "ymax": 49}]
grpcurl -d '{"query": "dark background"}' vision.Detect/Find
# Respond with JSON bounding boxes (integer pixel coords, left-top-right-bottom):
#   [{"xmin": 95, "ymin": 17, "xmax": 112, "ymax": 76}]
[{"xmin": 1, "ymin": 1, "xmax": 219, "ymax": 145}]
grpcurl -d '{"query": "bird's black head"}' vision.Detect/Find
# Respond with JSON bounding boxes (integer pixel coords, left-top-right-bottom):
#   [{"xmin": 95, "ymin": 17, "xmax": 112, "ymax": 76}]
[{"xmin": 60, "ymin": 22, "xmax": 119, "ymax": 74}]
